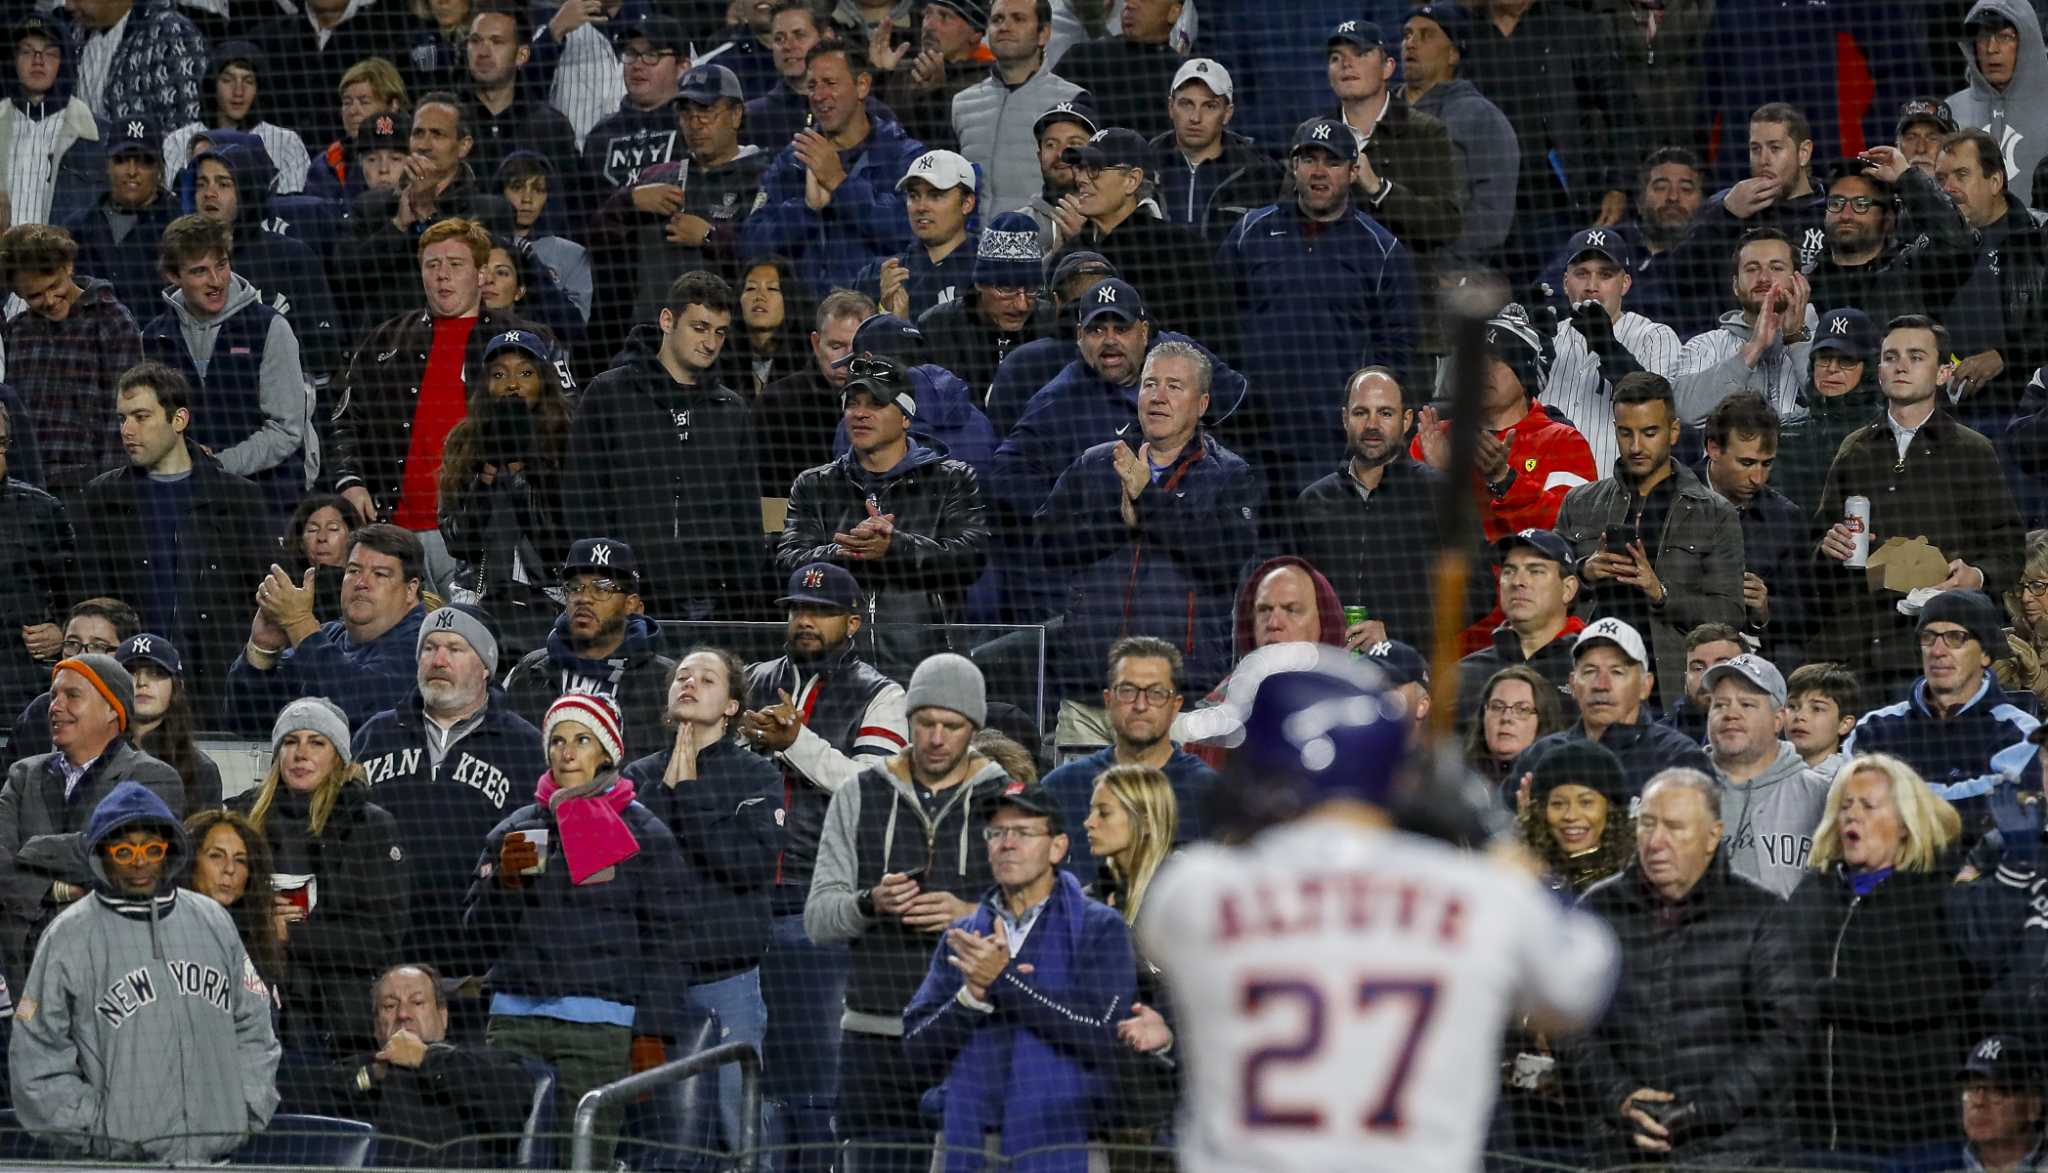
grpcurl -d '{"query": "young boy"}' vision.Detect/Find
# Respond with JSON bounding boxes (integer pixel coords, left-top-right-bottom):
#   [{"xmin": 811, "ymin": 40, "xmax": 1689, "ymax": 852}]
[
  {"xmin": 496, "ymin": 151, "xmax": 591, "ymax": 321},
  {"xmin": 1785, "ymin": 660, "xmax": 1860, "ymax": 779}
]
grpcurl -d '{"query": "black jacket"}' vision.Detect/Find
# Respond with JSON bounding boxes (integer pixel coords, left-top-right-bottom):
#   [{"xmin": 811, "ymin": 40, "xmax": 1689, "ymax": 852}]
[
  {"xmin": 1573, "ymin": 855, "xmax": 1813, "ymax": 1166},
  {"xmin": 1147, "ymin": 130, "xmax": 1284, "ymax": 242},
  {"xmin": 467, "ymin": 91, "xmax": 579, "ymax": 192},
  {"xmin": 438, "ymin": 455, "xmax": 569, "ymax": 658},
  {"xmin": 228, "ymin": 782, "xmax": 407, "ymax": 1057},
  {"xmin": 1773, "ymin": 382, "xmax": 1882, "ymax": 519},
  {"xmin": 1515, "ymin": 719, "xmax": 1713, "ymax": 798},
  {"xmin": 338, "ymin": 169, "xmax": 517, "ymax": 331},
  {"xmin": 757, "ymin": 367, "xmax": 846, "ymax": 499},
  {"xmin": 74, "ymin": 454, "xmax": 271, "ymax": 727},
  {"xmin": 61, "ymin": 193, "xmax": 179, "ymax": 319},
  {"xmin": 563, "ymin": 324, "xmax": 763, "ymax": 616},
  {"xmin": 1053, "ymin": 37, "xmax": 1180, "ymax": 139},
  {"xmin": 623, "ymin": 737, "xmax": 783, "ymax": 979},
  {"xmin": 1454, "ymin": 618, "xmax": 1582, "ymax": 737},
  {"xmin": 1804, "ymin": 164, "xmax": 1976, "ymax": 327},
  {"xmin": 353, "ymin": 691, "xmax": 545, "ymax": 976},
  {"xmin": 1293, "ymin": 457, "xmax": 1490, "ymax": 647},
  {"xmin": 1051, "ymin": 211, "xmax": 1234, "ymax": 358},
  {"xmin": 328, "ymin": 306, "xmax": 557, "ymax": 513},
  {"xmin": 916, "ymin": 295, "xmax": 1052, "ymax": 403},
  {"xmin": 1786, "ymin": 860, "xmax": 2038, "ymax": 1153},
  {"xmin": 0, "ymin": 477, "xmax": 72, "ymax": 718},
  {"xmin": 778, "ymin": 447, "xmax": 990, "ymax": 675},
  {"xmin": 302, "ymin": 1042, "xmax": 534, "ymax": 1168},
  {"xmin": 502, "ymin": 613, "xmax": 676, "ymax": 764}
]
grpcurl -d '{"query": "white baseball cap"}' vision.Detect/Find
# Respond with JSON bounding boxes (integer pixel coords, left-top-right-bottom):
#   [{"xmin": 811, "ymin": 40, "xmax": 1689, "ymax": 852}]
[
  {"xmin": 896, "ymin": 149, "xmax": 977, "ymax": 193},
  {"xmin": 1170, "ymin": 57, "xmax": 1233, "ymax": 102},
  {"xmin": 1572, "ymin": 617, "xmax": 1649, "ymax": 666}
]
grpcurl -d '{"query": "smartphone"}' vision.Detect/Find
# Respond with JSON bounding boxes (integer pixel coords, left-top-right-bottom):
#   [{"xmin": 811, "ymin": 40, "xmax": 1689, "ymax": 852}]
[
  {"xmin": 1602, "ymin": 524, "xmax": 1636, "ymax": 551},
  {"xmin": 897, "ymin": 865, "xmax": 927, "ymax": 884}
]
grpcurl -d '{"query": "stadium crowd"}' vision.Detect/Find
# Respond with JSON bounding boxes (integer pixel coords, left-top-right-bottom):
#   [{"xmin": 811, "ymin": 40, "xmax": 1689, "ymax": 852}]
[{"xmin": 1, "ymin": 0, "xmax": 2048, "ymax": 1167}]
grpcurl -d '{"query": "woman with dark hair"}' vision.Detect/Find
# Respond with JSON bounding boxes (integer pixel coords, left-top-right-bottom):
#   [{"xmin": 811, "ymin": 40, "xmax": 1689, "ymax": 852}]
[
  {"xmin": 729, "ymin": 257, "xmax": 815, "ymax": 397},
  {"xmin": 623, "ymin": 648, "xmax": 782, "ymax": 1156},
  {"xmin": 437, "ymin": 329, "xmax": 573, "ymax": 656},
  {"xmin": 117, "ymin": 634, "xmax": 222, "ymax": 813},
  {"xmin": 229, "ymin": 698, "xmax": 406, "ymax": 1061},
  {"xmin": 280, "ymin": 493, "xmax": 364, "ymax": 624},
  {"xmin": 1466, "ymin": 665, "xmax": 1566, "ymax": 791},
  {"xmin": 480, "ymin": 236, "xmax": 585, "ymax": 361},
  {"xmin": 162, "ymin": 41, "xmax": 312, "ymax": 193},
  {"xmin": 183, "ymin": 807, "xmax": 286, "ymax": 1000}
]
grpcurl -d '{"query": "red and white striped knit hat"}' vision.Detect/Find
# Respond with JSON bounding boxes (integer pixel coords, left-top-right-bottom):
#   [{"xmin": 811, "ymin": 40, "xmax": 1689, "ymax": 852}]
[{"xmin": 543, "ymin": 692, "xmax": 625, "ymax": 766}]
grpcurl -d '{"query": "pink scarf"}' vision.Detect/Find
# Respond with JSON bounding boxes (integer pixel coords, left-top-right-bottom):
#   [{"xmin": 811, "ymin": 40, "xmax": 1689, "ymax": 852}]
[{"xmin": 535, "ymin": 771, "xmax": 640, "ymax": 885}]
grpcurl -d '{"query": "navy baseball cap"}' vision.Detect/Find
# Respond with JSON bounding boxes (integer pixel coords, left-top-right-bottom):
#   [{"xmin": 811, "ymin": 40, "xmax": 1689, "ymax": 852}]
[
  {"xmin": 13, "ymin": 14, "xmax": 57, "ymax": 45},
  {"xmin": 1563, "ymin": 227, "xmax": 1635, "ymax": 271},
  {"xmin": 1962, "ymin": 1035, "xmax": 2038, "ymax": 1088},
  {"xmin": 1033, "ymin": 100, "xmax": 1098, "ymax": 139},
  {"xmin": 1328, "ymin": 18, "xmax": 1386, "ymax": 50},
  {"xmin": 678, "ymin": 63, "xmax": 744, "ymax": 105},
  {"xmin": 779, "ymin": 562, "xmax": 863, "ymax": 611},
  {"xmin": 1363, "ymin": 639, "xmax": 1430, "ymax": 688},
  {"xmin": 1811, "ymin": 308, "xmax": 1878, "ymax": 361},
  {"xmin": 995, "ymin": 780, "xmax": 1064, "ymax": 831},
  {"xmin": 832, "ymin": 313, "xmax": 927, "ymax": 368},
  {"xmin": 1495, "ymin": 528, "xmax": 1576, "ymax": 568},
  {"xmin": 484, "ymin": 328, "xmax": 557, "ymax": 365},
  {"xmin": 1406, "ymin": 3, "xmax": 1473, "ymax": 53},
  {"xmin": 117, "ymin": 633, "xmax": 182, "ymax": 677},
  {"xmin": 1062, "ymin": 127, "xmax": 1153, "ymax": 174},
  {"xmin": 1077, "ymin": 278, "xmax": 1146, "ymax": 326},
  {"xmin": 1291, "ymin": 117, "xmax": 1358, "ymax": 162},
  {"xmin": 108, "ymin": 117, "xmax": 161, "ymax": 160},
  {"xmin": 563, "ymin": 537, "xmax": 640, "ymax": 585}
]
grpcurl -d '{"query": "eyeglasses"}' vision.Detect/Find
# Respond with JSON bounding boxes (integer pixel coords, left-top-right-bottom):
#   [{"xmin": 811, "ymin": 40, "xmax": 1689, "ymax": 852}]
[
  {"xmin": 561, "ymin": 577, "xmax": 627, "ymax": 600},
  {"xmin": 620, "ymin": 49, "xmax": 678, "ymax": 65},
  {"xmin": 2023, "ymin": 579, "xmax": 2048, "ymax": 597},
  {"xmin": 104, "ymin": 839, "xmax": 168, "ymax": 865},
  {"xmin": 61, "ymin": 638, "xmax": 120, "ymax": 657},
  {"xmin": 1825, "ymin": 194, "xmax": 1884, "ymax": 213},
  {"xmin": 983, "ymin": 286, "xmax": 1034, "ymax": 302},
  {"xmin": 1109, "ymin": 683, "xmax": 1177, "ymax": 706},
  {"xmin": 1918, "ymin": 629, "xmax": 1976, "ymax": 650},
  {"xmin": 1485, "ymin": 700, "xmax": 1538, "ymax": 720},
  {"xmin": 1977, "ymin": 27, "xmax": 2022, "ymax": 46},
  {"xmin": 982, "ymin": 826, "xmax": 1054, "ymax": 843},
  {"xmin": 680, "ymin": 106, "xmax": 732, "ymax": 124}
]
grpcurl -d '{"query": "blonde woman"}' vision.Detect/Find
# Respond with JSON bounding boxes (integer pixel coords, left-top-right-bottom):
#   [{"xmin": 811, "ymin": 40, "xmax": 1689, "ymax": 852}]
[
  {"xmin": 1084, "ymin": 764, "xmax": 1179, "ymax": 1171},
  {"xmin": 228, "ymin": 698, "xmax": 406, "ymax": 1062},
  {"xmin": 1789, "ymin": 753, "xmax": 2029, "ymax": 1162}
]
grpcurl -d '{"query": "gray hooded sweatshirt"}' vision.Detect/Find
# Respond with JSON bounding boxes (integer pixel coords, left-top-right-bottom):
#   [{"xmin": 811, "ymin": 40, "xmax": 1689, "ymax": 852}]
[
  {"xmin": 1948, "ymin": 0, "xmax": 2048, "ymax": 207},
  {"xmin": 159, "ymin": 271, "xmax": 315, "ymax": 484},
  {"xmin": 1717, "ymin": 741, "xmax": 1830, "ymax": 898},
  {"xmin": 8, "ymin": 782, "xmax": 280, "ymax": 1163}
]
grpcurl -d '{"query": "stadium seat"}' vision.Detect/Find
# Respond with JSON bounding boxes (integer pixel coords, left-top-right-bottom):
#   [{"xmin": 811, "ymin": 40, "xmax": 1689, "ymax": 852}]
[
  {"xmin": 230, "ymin": 1113, "xmax": 377, "ymax": 1168},
  {"xmin": 517, "ymin": 1057, "xmax": 558, "ymax": 1171}
]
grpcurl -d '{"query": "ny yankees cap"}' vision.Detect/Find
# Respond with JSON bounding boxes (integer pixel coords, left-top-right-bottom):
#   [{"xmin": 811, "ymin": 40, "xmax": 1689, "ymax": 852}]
[
  {"xmin": 1328, "ymin": 18, "xmax": 1386, "ymax": 50},
  {"xmin": 355, "ymin": 111, "xmax": 407, "ymax": 155},
  {"xmin": 108, "ymin": 117, "xmax": 162, "ymax": 159},
  {"xmin": 484, "ymin": 328, "xmax": 557, "ymax": 366},
  {"xmin": 1062, "ymin": 128, "xmax": 1154, "ymax": 174},
  {"xmin": 1291, "ymin": 117, "xmax": 1359, "ymax": 162},
  {"xmin": 1033, "ymin": 100, "xmax": 1098, "ymax": 139},
  {"xmin": 1406, "ymin": 3, "xmax": 1475, "ymax": 54},
  {"xmin": 116, "ymin": 633, "xmax": 182, "ymax": 678},
  {"xmin": 1897, "ymin": 97, "xmax": 1958, "ymax": 137},
  {"xmin": 678, "ymin": 63, "xmax": 744, "ymax": 105},
  {"xmin": 1077, "ymin": 278, "xmax": 1146, "ymax": 326},
  {"xmin": 778, "ymin": 562, "xmax": 863, "ymax": 611},
  {"xmin": 1811, "ymin": 307, "xmax": 1877, "ymax": 361},
  {"xmin": 1573, "ymin": 617, "xmax": 1649, "ymax": 666},
  {"xmin": 1563, "ymin": 226, "xmax": 1635, "ymax": 271},
  {"xmin": 563, "ymin": 537, "xmax": 641, "ymax": 585},
  {"xmin": 1494, "ymin": 528, "xmax": 1576, "ymax": 569},
  {"xmin": 1961, "ymin": 1035, "xmax": 2038, "ymax": 1088},
  {"xmin": 896, "ymin": 149, "xmax": 977, "ymax": 193},
  {"xmin": 1170, "ymin": 57, "xmax": 1233, "ymax": 102},
  {"xmin": 1702, "ymin": 653, "xmax": 1788, "ymax": 708},
  {"xmin": 1362, "ymin": 639, "xmax": 1429, "ymax": 688}
]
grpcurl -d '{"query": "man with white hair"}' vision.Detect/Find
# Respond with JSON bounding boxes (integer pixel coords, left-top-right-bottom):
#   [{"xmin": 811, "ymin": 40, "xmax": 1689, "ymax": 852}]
[{"xmin": 352, "ymin": 604, "xmax": 545, "ymax": 978}]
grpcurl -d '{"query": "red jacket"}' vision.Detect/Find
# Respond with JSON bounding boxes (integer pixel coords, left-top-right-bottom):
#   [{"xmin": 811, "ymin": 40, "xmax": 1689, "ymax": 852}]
[{"xmin": 1411, "ymin": 407, "xmax": 1597, "ymax": 651}]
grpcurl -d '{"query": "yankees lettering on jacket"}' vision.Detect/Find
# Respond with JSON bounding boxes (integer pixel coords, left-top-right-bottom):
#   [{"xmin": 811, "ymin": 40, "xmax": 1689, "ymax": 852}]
[
  {"xmin": 96, "ymin": 959, "xmax": 233, "ymax": 1028},
  {"xmin": 600, "ymin": 126, "xmax": 679, "ymax": 188},
  {"xmin": 360, "ymin": 746, "xmax": 514, "ymax": 810}
]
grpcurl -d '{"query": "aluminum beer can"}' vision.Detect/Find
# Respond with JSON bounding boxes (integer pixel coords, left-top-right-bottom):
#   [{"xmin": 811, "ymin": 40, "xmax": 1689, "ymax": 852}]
[{"xmin": 1843, "ymin": 495, "xmax": 1871, "ymax": 568}]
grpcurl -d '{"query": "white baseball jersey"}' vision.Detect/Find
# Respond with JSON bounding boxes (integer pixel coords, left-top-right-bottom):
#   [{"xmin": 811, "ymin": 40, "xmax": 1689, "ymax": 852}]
[
  {"xmin": 1541, "ymin": 311, "xmax": 1683, "ymax": 477},
  {"xmin": 1139, "ymin": 820, "xmax": 1618, "ymax": 1173}
]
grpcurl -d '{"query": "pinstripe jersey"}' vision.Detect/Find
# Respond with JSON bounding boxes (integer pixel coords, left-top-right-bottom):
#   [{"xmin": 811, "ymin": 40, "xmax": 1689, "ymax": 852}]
[{"xmin": 1540, "ymin": 312, "xmax": 1683, "ymax": 475}]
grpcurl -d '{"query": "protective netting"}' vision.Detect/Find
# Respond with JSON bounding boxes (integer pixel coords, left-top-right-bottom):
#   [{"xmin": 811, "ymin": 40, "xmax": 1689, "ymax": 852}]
[{"xmin": 0, "ymin": 0, "xmax": 2043, "ymax": 1168}]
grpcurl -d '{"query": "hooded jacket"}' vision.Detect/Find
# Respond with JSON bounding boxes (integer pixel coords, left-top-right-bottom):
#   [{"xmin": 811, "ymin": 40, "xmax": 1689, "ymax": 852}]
[
  {"xmin": 1715, "ymin": 742, "xmax": 1830, "ymax": 897},
  {"xmin": 0, "ymin": 90, "xmax": 103, "ymax": 229},
  {"xmin": 1408, "ymin": 79, "xmax": 1519, "ymax": 269},
  {"xmin": 952, "ymin": 64, "xmax": 1085, "ymax": 219},
  {"xmin": 805, "ymin": 753, "xmax": 1009, "ymax": 1033},
  {"xmin": 779, "ymin": 445, "xmax": 990, "ymax": 678},
  {"xmin": 354, "ymin": 689, "xmax": 546, "ymax": 976},
  {"xmin": 563, "ymin": 324, "xmax": 762, "ymax": 616},
  {"xmin": 743, "ymin": 111, "xmax": 927, "ymax": 294},
  {"xmin": 1949, "ymin": 0, "xmax": 2048, "ymax": 207},
  {"xmin": 0, "ymin": 739, "xmax": 185, "ymax": 994},
  {"xmin": 1673, "ymin": 307, "xmax": 1819, "ymax": 427},
  {"xmin": 1038, "ymin": 432, "xmax": 1260, "ymax": 700},
  {"xmin": 1166, "ymin": 554, "xmax": 1348, "ymax": 760},
  {"xmin": 9, "ymin": 781, "xmax": 279, "ymax": 1163},
  {"xmin": 141, "ymin": 272, "xmax": 313, "ymax": 490},
  {"xmin": 1573, "ymin": 853, "xmax": 1811, "ymax": 1166},
  {"xmin": 503, "ymin": 613, "xmax": 677, "ymax": 765}
]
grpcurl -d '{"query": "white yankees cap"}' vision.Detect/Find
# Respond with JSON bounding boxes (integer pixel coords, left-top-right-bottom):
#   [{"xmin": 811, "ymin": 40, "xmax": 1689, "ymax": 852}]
[
  {"xmin": 1573, "ymin": 617, "xmax": 1649, "ymax": 666},
  {"xmin": 1170, "ymin": 57, "xmax": 1233, "ymax": 101},
  {"xmin": 897, "ymin": 150, "xmax": 976, "ymax": 193}
]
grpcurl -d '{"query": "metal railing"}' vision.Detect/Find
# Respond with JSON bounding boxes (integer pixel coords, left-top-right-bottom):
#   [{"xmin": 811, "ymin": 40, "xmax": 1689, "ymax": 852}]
[{"xmin": 569, "ymin": 1041, "xmax": 762, "ymax": 1173}]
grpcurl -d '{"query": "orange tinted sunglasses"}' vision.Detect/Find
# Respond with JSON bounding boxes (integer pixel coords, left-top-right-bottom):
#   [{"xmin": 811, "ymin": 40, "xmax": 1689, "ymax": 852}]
[{"xmin": 104, "ymin": 840, "xmax": 168, "ymax": 865}]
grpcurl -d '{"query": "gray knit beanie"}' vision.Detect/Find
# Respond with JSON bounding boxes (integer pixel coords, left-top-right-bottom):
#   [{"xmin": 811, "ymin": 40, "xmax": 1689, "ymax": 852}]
[
  {"xmin": 272, "ymin": 697, "xmax": 353, "ymax": 763},
  {"xmin": 904, "ymin": 653, "xmax": 986, "ymax": 728}
]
